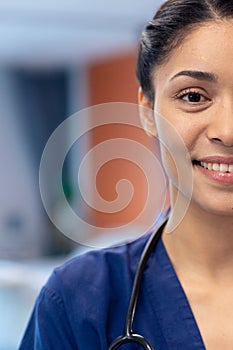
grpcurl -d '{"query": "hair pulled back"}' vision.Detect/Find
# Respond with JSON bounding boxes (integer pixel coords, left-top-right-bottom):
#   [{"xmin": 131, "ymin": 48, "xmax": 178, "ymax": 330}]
[{"xmin": 136, "ymin": 0, "xmax": 233, "ymax": 103}]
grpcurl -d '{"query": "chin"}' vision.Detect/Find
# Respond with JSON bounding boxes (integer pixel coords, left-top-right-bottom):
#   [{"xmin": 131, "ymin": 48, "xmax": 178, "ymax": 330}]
[{"xmin": 191, "ymin": 198, "xmax": 233, "ymax": 218}]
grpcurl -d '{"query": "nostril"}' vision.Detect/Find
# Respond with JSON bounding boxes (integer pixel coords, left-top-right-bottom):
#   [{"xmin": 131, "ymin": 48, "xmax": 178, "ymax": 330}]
[
  {"xmin": 212, "ymin": 137, "xmax": 222, "ymax": 142},
  {"xmin": 210, "ymin": 136, "xmax": 233, "ymax": 147}
]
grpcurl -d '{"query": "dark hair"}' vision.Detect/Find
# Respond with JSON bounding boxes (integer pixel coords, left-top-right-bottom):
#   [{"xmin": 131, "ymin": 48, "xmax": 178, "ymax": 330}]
[{"xmin": 136, "ymin": 0, "xmax": 233, "ymax": 103}]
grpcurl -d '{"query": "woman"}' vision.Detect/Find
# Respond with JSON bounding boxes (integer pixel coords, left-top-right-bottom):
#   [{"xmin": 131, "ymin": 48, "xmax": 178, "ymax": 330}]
[{"xmin": 19, "ymin": 0, "xmax": 233, "ymax": 349}]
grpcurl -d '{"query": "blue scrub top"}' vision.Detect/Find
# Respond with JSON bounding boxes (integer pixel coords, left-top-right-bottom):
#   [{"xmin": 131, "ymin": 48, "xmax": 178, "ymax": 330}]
[{"xmin": 19, "ymin": 228, "xmax": 206, "ymax": 349}]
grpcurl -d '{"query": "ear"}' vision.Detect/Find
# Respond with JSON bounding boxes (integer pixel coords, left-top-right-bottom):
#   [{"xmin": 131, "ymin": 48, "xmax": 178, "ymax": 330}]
[{"xmin": 138, "ymin": 87, "xmax": 157, "ymax": 138}]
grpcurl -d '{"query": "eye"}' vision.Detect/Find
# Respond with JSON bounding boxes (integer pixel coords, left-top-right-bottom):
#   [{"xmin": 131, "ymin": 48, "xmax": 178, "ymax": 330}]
[
  {"xmin": 183, "ymin": 92, "xmax": 204, "ymax": 102},
  {"xmin": 176, "ymin": 89, "xmax": 209, "ymax": 104}
]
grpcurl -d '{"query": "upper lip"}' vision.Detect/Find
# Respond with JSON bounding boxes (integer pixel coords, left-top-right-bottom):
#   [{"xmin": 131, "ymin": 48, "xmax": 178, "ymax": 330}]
[{"xmin": 196, "ymin": 156, "xmax": 233, "ymax": 164}]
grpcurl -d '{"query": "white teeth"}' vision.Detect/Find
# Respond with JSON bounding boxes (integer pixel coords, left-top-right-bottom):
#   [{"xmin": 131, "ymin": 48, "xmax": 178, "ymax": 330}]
[
  {"xmin": 220, "ymin": 164, "xmax": 228, "ymax": 172},
  {"xmin": 213, "ymin": 163, "xmax": 220, "ymax": 171},
  {"xmin": 199, "ymin": 162, "xmax": 233, "ymax": 173},
  {"xmin": 200, "ymin": 162, "xmax": 208, "ymax": 169},
  {"xmin": 229, "ymin": 165, "xmax": 233, "ymax": 173}
]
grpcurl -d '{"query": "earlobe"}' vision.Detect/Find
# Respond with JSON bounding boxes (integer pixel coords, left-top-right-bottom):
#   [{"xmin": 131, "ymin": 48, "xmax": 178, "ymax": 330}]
[{"xmin": 138, "ymin": 87, "xmax": 157, "ymax": 138}]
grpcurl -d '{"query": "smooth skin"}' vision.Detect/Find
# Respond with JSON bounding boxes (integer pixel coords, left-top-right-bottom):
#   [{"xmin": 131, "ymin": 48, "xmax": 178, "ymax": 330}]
[{"xmin": 139, "ymin": 20, "xmax": 233, "ymax": 349}]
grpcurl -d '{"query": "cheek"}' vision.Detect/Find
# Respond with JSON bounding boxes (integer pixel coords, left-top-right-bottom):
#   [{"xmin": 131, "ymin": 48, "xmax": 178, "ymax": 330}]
[
  {"xmin": 154, "ymin": 92, "xmax": 200, "ymax": 152},
  {"xmin": 155, "ymin": 112, "xmax": 193, "ymax": 193},
  {"xmin": 159, "ymin": 145, "xmax": 179, "ymax": 186}
]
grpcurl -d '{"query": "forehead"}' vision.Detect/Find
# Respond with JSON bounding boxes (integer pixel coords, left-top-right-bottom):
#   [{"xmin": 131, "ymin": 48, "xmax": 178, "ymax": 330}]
[{"xmin": 154, "ymin": 20, "xmax": 233, "ymax": 84}]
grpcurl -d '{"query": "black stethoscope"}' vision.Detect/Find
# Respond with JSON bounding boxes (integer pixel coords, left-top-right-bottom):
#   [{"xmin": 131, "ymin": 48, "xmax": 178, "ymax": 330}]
[{"xmin": 108, "ymin": 219, "xmax": 166, "ymax": 350}]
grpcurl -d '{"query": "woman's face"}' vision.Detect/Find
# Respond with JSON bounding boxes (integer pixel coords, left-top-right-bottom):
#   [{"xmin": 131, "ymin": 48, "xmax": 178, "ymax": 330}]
[{"xmin": 151, "ymin": 20, "xmax": 233, "ymax": 216}]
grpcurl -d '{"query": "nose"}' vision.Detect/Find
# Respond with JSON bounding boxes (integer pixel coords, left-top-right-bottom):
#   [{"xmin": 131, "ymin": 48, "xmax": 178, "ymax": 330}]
[{"xmin": 207, "ymin": 100, "xmax": 233, "ymax": 147}]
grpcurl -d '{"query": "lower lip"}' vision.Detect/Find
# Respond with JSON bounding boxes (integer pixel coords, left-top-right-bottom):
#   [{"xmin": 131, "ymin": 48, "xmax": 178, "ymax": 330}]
[{"xmin": 195, "ymin": 164, "xmax": 233, "ymax": 185}]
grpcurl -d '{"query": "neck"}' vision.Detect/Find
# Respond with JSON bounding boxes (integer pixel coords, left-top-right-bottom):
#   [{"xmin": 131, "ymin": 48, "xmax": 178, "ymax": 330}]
[{"xmin": 162, "ymin": 197, "xmax": 233, "ymax": 284}]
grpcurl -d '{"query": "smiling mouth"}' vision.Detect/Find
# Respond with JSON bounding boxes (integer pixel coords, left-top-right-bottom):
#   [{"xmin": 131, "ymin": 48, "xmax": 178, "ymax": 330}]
[{"xmin": 193, "ymin": 161, "xmax": 233, "ymax": 173}]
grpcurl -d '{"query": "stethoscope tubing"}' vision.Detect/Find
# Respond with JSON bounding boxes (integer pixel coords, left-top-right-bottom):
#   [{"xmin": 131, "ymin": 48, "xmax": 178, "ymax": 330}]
[
  {"xmin": 108, "ymin": 334, "xmax": 153, "ymax": 349},
  {"xmin": 108, "ymin": 219, "xmax": 167, "ymax": 349}
]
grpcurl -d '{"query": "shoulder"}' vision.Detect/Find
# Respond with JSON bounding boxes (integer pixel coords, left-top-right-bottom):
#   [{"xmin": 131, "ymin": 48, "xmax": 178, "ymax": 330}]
[
  {"xmin": 46, "ymin": 232, "xmax": 151, "ymax": 301},
  {"xmin": 19, "ymin": 229, "xmax": 164, "ymax": 349},
  {"xmin": 38, "ymin": 233, "xmax": 152, "ymax": 345}
]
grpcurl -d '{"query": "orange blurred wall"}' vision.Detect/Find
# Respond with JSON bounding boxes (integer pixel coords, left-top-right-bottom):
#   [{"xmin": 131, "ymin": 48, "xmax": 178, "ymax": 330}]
[
  {"xmin": 89, "ymin": 52, "xmax": 138, "ymax": 104},
  {"xmin": 86, "ymin": 51, "xmax": 163, "ymax": 231}
]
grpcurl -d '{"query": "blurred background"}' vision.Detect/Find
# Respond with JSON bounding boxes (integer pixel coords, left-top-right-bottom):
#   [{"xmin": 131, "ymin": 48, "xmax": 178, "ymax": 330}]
[{"xmin": 0, "ymin": 0, "xmax": 166, "ymax": 349}]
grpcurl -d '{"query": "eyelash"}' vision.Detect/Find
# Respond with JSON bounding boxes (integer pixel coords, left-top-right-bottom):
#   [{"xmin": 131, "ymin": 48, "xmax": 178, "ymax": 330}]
[{"xmin": 175, "ymin": 88, "xmax": 209, "ymax": 103}]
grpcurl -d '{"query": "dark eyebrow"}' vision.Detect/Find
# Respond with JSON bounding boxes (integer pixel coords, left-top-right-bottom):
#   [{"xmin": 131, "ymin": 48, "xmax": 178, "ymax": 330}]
[{"xmin": 170, "ymin": 70, "xmax": 218, "ymax": 82}]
